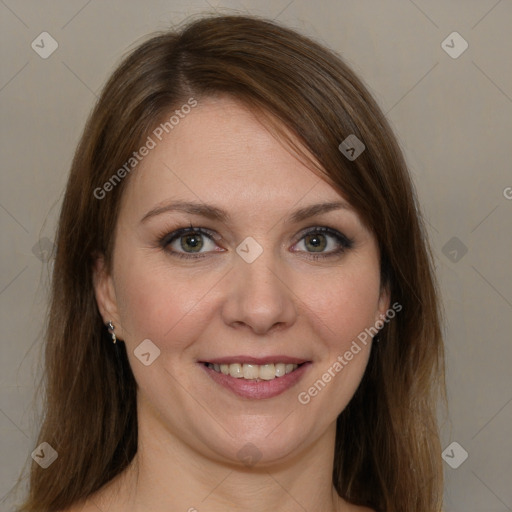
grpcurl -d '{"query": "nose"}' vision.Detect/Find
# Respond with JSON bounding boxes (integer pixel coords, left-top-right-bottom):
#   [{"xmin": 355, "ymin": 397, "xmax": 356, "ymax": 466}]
[{"xmin": 220, "ymin": 251, "xmax": 298, "ymax": 336}]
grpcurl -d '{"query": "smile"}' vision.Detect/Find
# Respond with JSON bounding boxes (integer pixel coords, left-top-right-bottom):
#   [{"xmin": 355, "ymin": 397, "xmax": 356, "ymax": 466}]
[
  {"xmin": 200, "ymin": 358, "xmax": 311, "ymax": 399},
  {"xmin": 205, "ymin": 362, "xmax": 301, "ymax": 381}
]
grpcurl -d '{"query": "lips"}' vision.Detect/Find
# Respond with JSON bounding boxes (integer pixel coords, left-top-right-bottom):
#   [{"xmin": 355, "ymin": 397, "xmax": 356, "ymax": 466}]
[{"xmin": 199, "ymin": 356, "xmax": 311, "ymax": 400}]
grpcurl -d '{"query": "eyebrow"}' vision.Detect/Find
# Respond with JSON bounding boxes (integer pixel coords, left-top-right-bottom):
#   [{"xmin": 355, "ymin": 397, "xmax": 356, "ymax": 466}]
[{"xmin": 140, "ymin": 200, "xmax": 351, "ymax": 224}]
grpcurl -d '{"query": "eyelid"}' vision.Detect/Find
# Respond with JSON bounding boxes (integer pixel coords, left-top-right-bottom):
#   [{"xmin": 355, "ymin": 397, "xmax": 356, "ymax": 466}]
[
  {"xmin": 295, "ymin": 225, "xmax": 353, "ymax": 246},
  {"xmin": 159, "ymin": 225, "xmax": 220, "ymax": 246},
  {"xmin": 291, "ymin": 226, "xmax": 353, "ymax": 258},
  {"xmin": 159, "ymin": 224, "xmax": 353, "ymax": 259}
]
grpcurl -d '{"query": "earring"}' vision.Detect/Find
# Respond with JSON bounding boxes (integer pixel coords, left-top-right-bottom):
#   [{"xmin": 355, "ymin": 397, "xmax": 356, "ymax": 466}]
[{"xmin": 106, "ymin": 321, "xmax": 117, "ymax": 344}]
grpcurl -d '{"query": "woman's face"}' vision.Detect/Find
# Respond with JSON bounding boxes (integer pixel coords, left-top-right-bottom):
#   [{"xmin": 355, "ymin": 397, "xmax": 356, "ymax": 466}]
[{"xmin": 95, "ymin": 96, "xmax": 389, "ymax": 466}]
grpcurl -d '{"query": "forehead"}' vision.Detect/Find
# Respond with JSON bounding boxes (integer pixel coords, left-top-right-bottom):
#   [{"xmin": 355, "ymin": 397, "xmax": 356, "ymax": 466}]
[{"xmin": 120, "ymin": 96, "xmax": 347, "ymax": 220}]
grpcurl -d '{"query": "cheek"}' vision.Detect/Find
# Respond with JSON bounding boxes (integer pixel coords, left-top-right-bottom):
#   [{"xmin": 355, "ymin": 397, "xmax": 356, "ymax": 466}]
[
  {"xmin": 297, "ymin": 264, "xmax": 382, "ymax": 351},
  {"xmin": 113, "ymin": 251, "xmax": 223, "ymax": 349},
  {"xmin": 292, "ymin": 268, "xmax": 380, "ymax": 417},
  {"xmin": 113, "ymin": 235, "xmax": 382, "ymax": 359}
]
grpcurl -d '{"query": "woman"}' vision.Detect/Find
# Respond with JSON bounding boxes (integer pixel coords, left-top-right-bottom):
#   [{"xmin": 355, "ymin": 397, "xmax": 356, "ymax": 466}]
[{"xmin": 19, "ymin": 14, "xmax": 445, "ymax": 512}]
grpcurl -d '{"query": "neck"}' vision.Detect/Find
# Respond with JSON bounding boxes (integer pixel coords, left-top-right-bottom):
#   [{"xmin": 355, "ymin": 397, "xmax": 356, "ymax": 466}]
[{"xmin": 103, "ymin": 408, "xmax": 348, "ymax": 512}]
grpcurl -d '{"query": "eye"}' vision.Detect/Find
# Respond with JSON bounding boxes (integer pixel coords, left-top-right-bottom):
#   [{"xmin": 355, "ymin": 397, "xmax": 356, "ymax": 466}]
[
  {"xmin": 160, "ymin": 226, "xmax": 221, "ymax": 259},
  {"xmin": 292, "ymin": 227, "xmax": 353, "ymax": 259},
  {"xmin": 159, "ymin": 225, "xmax": 353, "ymax": 261}
]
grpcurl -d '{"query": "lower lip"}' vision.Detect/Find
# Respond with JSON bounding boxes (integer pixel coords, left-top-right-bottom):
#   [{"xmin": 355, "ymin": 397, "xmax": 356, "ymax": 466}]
[{"xmin": 201, "ymin": 363, "xmax": 311, "ymax": 400}]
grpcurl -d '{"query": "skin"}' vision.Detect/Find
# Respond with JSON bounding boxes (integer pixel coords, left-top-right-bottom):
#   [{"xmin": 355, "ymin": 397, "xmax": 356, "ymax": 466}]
[{"xmin": 81, "ymin": 96, "xmax": 387, "ymax": 512}]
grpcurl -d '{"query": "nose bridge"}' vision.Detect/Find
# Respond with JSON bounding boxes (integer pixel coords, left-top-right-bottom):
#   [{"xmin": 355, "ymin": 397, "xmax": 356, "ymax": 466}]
[{"xmin": 221, "ymin": 242, "xmax": 297, "ymax": 334}]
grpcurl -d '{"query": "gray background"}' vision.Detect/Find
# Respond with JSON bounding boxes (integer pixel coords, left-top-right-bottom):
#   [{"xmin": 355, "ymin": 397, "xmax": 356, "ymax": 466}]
[{"xmin": 1, "ymin": 1, "xmax": 511, "ymax": 511}]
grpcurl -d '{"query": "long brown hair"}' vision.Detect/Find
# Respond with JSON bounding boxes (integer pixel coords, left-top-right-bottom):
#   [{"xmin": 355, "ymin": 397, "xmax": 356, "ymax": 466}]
[{"xmin": 17, "ymin": 14, "xmax": 445, "ymax": 512}]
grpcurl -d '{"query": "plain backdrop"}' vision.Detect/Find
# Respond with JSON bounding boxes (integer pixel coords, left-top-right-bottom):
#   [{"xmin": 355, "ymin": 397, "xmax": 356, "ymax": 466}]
[{"xmin": 1, "ymin": 1, "xmax": 511, "ymax": 511}]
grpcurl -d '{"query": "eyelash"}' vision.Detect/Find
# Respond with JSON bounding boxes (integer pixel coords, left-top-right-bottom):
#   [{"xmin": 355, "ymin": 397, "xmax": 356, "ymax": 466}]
[{"xmin": 158, "ymin": 224, "xmax": 354, "ymax": 261}]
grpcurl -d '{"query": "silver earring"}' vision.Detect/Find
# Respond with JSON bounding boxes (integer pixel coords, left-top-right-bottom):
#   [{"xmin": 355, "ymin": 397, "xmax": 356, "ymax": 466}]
[{"xmin": 106, "ymin": 321, "xmax": 117, "ymax": 344}]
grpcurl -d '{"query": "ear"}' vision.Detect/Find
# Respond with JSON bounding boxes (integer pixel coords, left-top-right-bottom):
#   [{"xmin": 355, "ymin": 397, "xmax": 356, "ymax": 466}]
[
  {"xmin": 375, "ymin": 281, "xmax": 391, "ymax": 324},
  {"xmin": 93, "ymin": 254, "xmax": 125, "ymax": 341}
]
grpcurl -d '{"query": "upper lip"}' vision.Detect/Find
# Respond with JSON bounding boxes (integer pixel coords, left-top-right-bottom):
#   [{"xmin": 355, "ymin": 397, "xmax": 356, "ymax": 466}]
[{"xmin": 200, "ymin": 355, "xmax": 309, "ymax": 365}]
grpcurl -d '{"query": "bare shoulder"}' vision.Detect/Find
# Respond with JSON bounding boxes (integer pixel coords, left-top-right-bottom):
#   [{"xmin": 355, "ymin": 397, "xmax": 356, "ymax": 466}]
[
  {"xmin": 345, "ymin": 504, "xmax": 376, "ymax": 512},
  {"xmin": 60, "ymin": 498, "xmax": 109, "ymax": 512},
  {"xmin": 58, "ymin": 504, "xmax": 85, "ymax": 512},
  {"xmin": 58, "ymin": 489, "xmax": 112, "ymax": 512},
  {"xmin": 335, "ymin": 495, "xmax": 376, "ymax": 512},
  {"xmin": 59, "ymin": 500, "xmax": 100, "ymax": 512},
  {"xmin": 58, "ymin": 467, "xmax": 131, "ymax": 512}
]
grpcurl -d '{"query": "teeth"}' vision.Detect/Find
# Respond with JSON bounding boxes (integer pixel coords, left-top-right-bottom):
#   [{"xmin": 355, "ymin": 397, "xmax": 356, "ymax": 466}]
[
  {"xmin": 207, "ymin": 362, "xmax": 300, "ymax": 380},
  {"xmin": 259, "ymin": 364, "xmax": 275, "ymax": 381},
  {"xmin": 275, "ymin": 363, "xmax": 286, "ymax": 377},
  {"xmin": 229, "ymin": 363, "xmax": 243, "ymax": 378},
  {"xmin": 243, "ymin": 364, "xmax": 259, "ymax": 380}
]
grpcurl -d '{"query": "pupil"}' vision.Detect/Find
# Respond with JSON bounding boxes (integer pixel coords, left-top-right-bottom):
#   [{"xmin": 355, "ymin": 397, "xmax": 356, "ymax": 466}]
[
  {"xmin": 182, "ymin": 233, "xmax": 203, "ymax": 252},
  {"xmin": 306, "ymin": 233, "xmax": 326, "ymax": 252}
]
